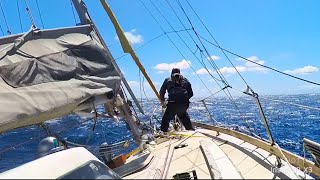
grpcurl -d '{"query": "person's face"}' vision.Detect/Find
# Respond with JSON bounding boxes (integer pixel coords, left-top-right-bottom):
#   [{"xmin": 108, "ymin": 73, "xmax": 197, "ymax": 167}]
[{"xmin": 174, "ymin": 74, "xmax": 180, "ymax": 82}]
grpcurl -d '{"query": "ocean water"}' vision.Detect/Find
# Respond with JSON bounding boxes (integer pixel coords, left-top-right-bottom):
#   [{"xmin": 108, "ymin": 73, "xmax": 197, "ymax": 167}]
[{"xmin": 0, "ymin": 94, "xmax": 319, "ymax": 173}]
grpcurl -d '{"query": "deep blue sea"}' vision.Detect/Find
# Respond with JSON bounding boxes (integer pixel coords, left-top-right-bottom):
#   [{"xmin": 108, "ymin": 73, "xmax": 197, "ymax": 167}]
[{"xmin": 0, "ymin": 94, "xmax": 319, "ymax": 173}]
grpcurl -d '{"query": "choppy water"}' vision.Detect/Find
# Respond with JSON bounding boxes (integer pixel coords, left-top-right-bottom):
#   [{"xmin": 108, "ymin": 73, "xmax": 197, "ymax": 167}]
[{"xmin": 0, "ymin": 94, "xmax": 319, "ymax": 173}]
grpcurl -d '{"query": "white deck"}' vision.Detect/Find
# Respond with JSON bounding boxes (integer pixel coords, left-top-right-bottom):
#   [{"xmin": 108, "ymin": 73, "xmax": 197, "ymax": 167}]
[
  {"xmin": 0, "ymin": 129, "xmax": 314, "ymax": 179},
  {"xmin": 125, "ymin": 131, "xmax": 212, "ymax": 179},
  {"xmin": 125, "ymin": 129, "xmax": 313, "ymax": 179}
]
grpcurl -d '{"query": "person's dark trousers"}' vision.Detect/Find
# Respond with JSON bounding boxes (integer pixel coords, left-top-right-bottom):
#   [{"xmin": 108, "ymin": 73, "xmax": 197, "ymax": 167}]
[{"xmin": 160, "ymin": 102, "xmax": 193, "ymax": 132}]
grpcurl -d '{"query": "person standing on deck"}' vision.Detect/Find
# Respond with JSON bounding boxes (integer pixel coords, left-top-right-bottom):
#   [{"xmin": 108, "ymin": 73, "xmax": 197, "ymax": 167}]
[{"xmin": 159, "ymin": 68, "xmax": 194, "ymax": 132}]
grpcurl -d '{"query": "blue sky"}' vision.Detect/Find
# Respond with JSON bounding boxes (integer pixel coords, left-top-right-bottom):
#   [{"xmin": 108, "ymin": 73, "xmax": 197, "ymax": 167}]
[{"xmin": 1, "ymin": 0, "xmax": 320, "ymax": 99}]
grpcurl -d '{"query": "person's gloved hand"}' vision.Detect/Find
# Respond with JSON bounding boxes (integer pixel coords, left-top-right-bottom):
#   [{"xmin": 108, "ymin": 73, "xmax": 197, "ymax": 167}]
[{"xmin": 161, "ymin": 101, "xmax": 166, "ymax": 110}]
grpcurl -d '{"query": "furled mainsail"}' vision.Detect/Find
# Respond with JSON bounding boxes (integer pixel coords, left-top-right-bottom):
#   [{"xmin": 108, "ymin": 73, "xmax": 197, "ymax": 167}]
[{"xmin": 0, "ymin": 25, "xmax": 122, "ymax": 132}]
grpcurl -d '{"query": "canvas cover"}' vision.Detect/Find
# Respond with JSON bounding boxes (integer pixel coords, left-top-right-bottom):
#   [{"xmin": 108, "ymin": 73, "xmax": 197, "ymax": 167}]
[{"xmin": 0, "ymin": 25, "xmax": 122, "ymax": 132}]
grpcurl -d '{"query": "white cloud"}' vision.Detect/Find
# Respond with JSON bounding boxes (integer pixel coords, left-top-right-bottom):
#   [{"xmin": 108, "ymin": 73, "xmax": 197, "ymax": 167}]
[
  {"xmin": 195, "ymin": 68, "xmax": 213, "ymax": 75},
  {"xmin": 219, "ymin": 66, "xmax": 247, "ymax": 74},
  {"xmin": 219, "ymin": 56, "xmax": 266, "ymax": 75},
  {"xmin": 244, "ymin": 56, "xmax": 265, "ymax": 67},
  {"xmin": 154, "ymin": 59, "xmax": 191, "ymax": 72},
  {"xmin": 206, "ymin": 55, "xmax": 220, "ymax": 61},
  {"xmin": 284, "ymin": 66, "xmax": 319, "ymax": 75},
  {"xmin": 115, "ymin": 29, "xmax": 143, "ymax": 45}
]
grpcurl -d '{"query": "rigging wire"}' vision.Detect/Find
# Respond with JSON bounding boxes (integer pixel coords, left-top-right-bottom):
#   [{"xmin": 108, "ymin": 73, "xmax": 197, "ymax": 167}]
[
  {"xmin": 175, "ymin": 0, "xmax": 229, "ymax": 86},
  {"xmin": 164, "ymin": 0, "xmax": 254, "ymax": 129},
  {"xmin": 226, "ymin": 86, "xmax": 320, "ymax": 112},
  {"xmin": 138, "ymin": 69, "xmax": 143, "ymax": 109},
  {"xmin": 133, "ymin": 78, "xmax": 164, "ymax": 133},
  {"xmin": 140, "ymin": 0, "xmax": 256, "ymax": 136},
  {"xmin": 149, "ymin": 0, "xmax": 223, "ymax": 86},
  {"xmin": 122, "ymin": 79, "xmax": 160, "ymax": 132},
  {"xmin": 190, "ymin": 101, "xmax": 219, "ymax": 125},
  {"xmin": 128, "ymin": 68, "xmax": 162, "ymax": 128},
  {"xmin": 167, "ymin": 1, "xmax": 228, "ymax": 86},
  {"xmin": 64, "ymin": 123, "xmax": 134, "ymax": 156},
  {"xmin": 142, "ymin": 76, "xmax": 151, "ymax": 103},
  {"xmin": 200, "ymin": 36, "xmax": 320, "ymax": 86},
  {"xmin": 184, "ymin": 0, "xmax": 320, "ymax": 88},
  {"xmin": 149, "ymin": 2, "xmax": 250, "ymax": 129},
  {"xmin": 139, "ymin": 0, "xmax": 213, "ymax": 95},
  {"xmin": 168, "ymin": 0, "xmax": 261, "ymax": 136},
  {"xmin": 197, "ymin": 87, "xmax": 226, "ymax": 102},
  {"xmin": 166, "ymin": 0, "xmax": 224, "ymax": 83},
  {"xmin": 16, "ymin": 0, "xmax": 23, "ymax": 32},
  {"xmin": 0, "ymin": 109, "xmax": 152, "ymax": 156},
  {"xmin": 166, "ymin": 28, "xmax": 193, "ymax": 33},
  {"xmin": 0, "ymin": 1, "xmax": 11, "ymax": 34},
  {"xmin": 139, "ymin": 75, "xmax": 162, "ymax": 129},
  {"xmin": 180, "ymin": 0, "xmax": 250, "ymax": 87},
  {"xmin": 0, "ymin": 134, "xmax": 45, "ymax": 155},
  {"xmin": 198, "ymin": 49, "xmax": 225, "ymax": 83},
  {"xmin": 225, "ymin": 89, "xmax": 261, "ymax": 136},
  {"xmin": 198, "ymin": 30, "xmax": 320, "ymax": 87},
  {"xmin": 70, "ymin": 0, "xmax": 77, "ymax": 25},
  {"xmin": 0, "ymin": 116, "xmax": 94, "ymax": 155},
  {"xmin": 114, "ymin": 33, "xmax": 165, "ymax": 61},
  {"xmin": 23, "ymin": 0, "xmax": 37, "ymax": 28},
  {"xmin": 34, "ymin": 0, "xmax": 44, "ymax": 29},
  {"xmin": 121, "ymin": 83, "xmax": 140, "ymax": 119},
  {"xmin": 164, "ymin": 0, "xmax": 197, "ymax": 47},
  {"xmin": 175, "ymin": 3, "xmax": 268, "ymax": 139},
  {"xmin": 171, "ymin": 0, "xmax": 314, "ymax": 139},
  {"xmin": 114, "ymin": 29, "xmax": 194, "ymax": 61}
]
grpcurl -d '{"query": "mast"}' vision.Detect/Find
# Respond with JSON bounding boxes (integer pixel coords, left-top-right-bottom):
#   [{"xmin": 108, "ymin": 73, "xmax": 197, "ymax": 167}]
[
  {"xmin": 72, "ymin": 0, "xmax": 145, "ymax": 114},
  {"xmin": 99, "ymin": 0, "xmax": 164, "ymax": 106},
  {"xmin": 71, "ymin": 0, "xmax": 143, "ymax": 142}
]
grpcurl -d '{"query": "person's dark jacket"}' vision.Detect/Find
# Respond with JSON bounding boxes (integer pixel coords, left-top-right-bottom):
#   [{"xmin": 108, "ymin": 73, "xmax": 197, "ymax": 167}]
[{"xmin": 159, "ymin": 75, "xmax": 193, "ymax": 103}]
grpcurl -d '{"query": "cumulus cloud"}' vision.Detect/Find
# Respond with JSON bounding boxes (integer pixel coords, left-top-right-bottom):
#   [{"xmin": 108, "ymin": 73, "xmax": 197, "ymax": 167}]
[
  {"xmin": 195, "ymin": 56, "xmax": 267, "ymax": 76},
  {"xmin": 218, "ymin": 56, "xmax": 266, "ymax": 75},
  {"xmin": 115, "ymin": 29, "xmax": 143, "ymax": 45},
  {"xmin": 219, "ymin": 66, "xmax": 247, "ymax": 74},
  {"xmin": 284, "ymin": 66, "xmax": 319, "ymax": 75},
  {"xmin": 206, "ymin": 55, "xmax": 220, "ymax": 61},
  {"xmin": 154, "ymin": 59, "xmax": 191, "ymax": 72},
  {"xmin": 244, "ymin": 56, "xmax": 265, "ymax": 67},
  {"xmin": 195, "ymin": 68, "xmax": 213, "ymax": 75}
]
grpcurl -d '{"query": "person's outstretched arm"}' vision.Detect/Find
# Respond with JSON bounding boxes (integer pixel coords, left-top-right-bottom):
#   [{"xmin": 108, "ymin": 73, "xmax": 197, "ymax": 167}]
[
  {"xmin": 159, "ymin": 78, "xmax": 168, "ymax": 102},
  {"xmin": 187, "ymin": 80, "xmax": 193, "ymax": 99}
]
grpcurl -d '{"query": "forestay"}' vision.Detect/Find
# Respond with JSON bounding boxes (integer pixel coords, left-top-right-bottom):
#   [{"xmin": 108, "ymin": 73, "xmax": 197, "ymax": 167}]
[{"xmin": 0, "ymin": 25, "xmax": 121, "ymax": 133}]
